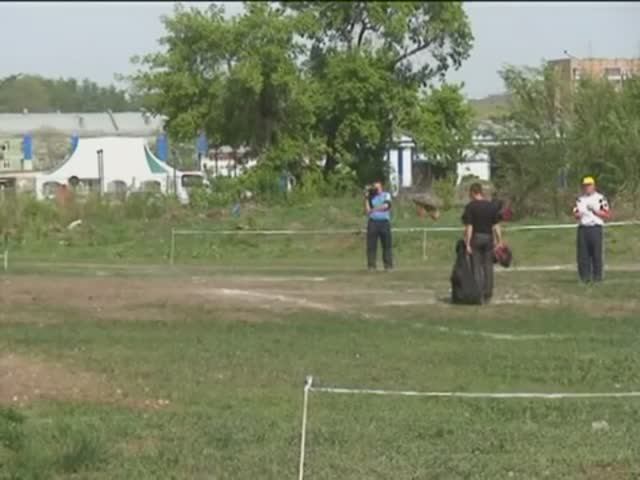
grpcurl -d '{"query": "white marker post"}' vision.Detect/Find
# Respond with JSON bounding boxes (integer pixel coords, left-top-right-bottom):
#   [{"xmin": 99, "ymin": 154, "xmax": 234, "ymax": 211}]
[
  {"xmin": 298, "ymin": 376, "xmax": 313, "ymax": 480},
  {"xmin": 2, "ymin": 233, "xmax": 7, "ymax": 272},
  {"xmin": 420, "ymin": 228, "xmax": 426, "ymax": 261},
  {"xmin": 169, "ymin": 228, "xmax": 176, "ymax": 266}
]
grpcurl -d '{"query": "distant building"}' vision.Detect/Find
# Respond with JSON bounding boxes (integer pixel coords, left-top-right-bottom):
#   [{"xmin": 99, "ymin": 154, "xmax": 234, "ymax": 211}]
[
  {"xmin": 548, "ymin": 57, "xmax": 640, "ymax": 90},
  {"xmin": 0, "ymin": 112, "xmax": 166, "ymax": 172},
  {"xmin": 200, "ymin": 146, "xmax": 255, "ymax": 178}
]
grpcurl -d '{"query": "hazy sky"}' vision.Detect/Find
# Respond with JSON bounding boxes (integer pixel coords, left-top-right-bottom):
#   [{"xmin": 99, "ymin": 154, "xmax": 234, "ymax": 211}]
[{"xmin": 1, "ymin": 1, "xmax": 638, "ymax": 99}]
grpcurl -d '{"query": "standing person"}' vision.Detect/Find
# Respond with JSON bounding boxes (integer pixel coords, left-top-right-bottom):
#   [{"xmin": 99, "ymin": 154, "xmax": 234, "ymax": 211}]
[
  {"xmin": 573, "ymin": 176, "xmax": 611, "ymax": 283},
  {"xmin": 365, "ymin": 180, "xmax": 393, "ymax": 272},
  {"xmin": 462, "ymin": 183, "xmax": 503, "ymax": 304}
]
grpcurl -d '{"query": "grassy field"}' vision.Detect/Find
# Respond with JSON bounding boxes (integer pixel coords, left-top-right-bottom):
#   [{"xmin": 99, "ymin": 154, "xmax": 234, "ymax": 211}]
[
  {"xmin": 2, "ymin": 260, "xmax": 640, "ymax": 479},
  {"xmin": 2, "ymin": 195, "xmax": 640, "ymax": 478}
]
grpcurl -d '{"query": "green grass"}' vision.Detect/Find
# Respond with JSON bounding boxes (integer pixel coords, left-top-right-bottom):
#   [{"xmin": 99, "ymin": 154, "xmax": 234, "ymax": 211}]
[
  {"xmin": 3, "ymin": 194, "xmax": 640, "ymax": 271},
  {"xmin": 2, "ymin": 194, "xmax": 640, "ymax": 478},
  {"xmin": 1, "ymin": 266, "xmax": 640, "ymax": 478}
]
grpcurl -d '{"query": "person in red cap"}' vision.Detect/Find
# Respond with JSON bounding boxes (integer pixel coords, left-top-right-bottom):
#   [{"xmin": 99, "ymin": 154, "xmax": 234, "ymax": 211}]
[{"xmin": 573, "ymin": 176, "xmax": 611, "ymax": 283}]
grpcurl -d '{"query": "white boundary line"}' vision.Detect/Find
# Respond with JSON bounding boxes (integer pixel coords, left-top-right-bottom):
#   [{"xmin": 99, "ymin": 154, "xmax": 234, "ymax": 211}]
[
  {"xmin": 297, "ymin": 375, "xmax": 640, "ymax": 480},
  {"xmin": 434, "ymin": 326, "xmax": 569, "ymax": 341}
]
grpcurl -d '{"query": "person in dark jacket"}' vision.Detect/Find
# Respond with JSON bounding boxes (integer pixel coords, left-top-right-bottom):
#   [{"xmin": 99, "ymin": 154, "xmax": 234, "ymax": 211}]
[{"xmin": 462, "ymin": 183, "xmax": 503, "ymax": 304}]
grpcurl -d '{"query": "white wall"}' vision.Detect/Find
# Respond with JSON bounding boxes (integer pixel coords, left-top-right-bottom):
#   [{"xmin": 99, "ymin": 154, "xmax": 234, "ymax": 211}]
[
  {"xmin": 387, "ymin": 141, "xmax": 414, "ymax": 195},
  {"xmin": 456, "ymin": 148, "xmax": 491, "ymax": 185},
  {"xmin": 456, "ymin": 161, "xmax": 491, "ymax": 185},
  {"xmin": 401, "ymin": 146, "xmax": 412, "ymax": 188},
  {"xmin": 387, "ymin": 149, "xmax": 400, "ymax": 195}
]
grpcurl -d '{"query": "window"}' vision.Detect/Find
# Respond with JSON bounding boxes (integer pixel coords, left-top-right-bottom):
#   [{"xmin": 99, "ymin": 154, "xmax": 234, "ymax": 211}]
[
  {"xmin": 604, "ymin": 67, "xmax": 622, "ymax": 78},
  {"xmin": 181, "ymin": 174, "xmax": 204, "ymax": 188},
  {"xmin": 572, "ymin": 68, "xmax": 581, "ymax": 80},
  {"xmin": 107, "ymin": 180, "xmax": 128, "ymax": 194},
  {"xmin": 42, "ymin": 182, "xmax": 62, "ymax": 198},
  {"xmin": 141, "ymin": 180, "xmax": 161, "ymax": 192}
]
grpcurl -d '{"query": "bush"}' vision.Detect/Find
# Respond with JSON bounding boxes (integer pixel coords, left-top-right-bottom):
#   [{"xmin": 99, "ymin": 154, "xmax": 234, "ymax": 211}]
[{"xmin": 432, "ymin": 176, "xmax": 457, "ymax": 211}]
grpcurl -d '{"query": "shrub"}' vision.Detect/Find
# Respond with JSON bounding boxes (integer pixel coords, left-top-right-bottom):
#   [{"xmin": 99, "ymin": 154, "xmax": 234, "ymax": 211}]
[{"xmin": 432, "ymin": 176, "xmax": 457, "ymax": 211}]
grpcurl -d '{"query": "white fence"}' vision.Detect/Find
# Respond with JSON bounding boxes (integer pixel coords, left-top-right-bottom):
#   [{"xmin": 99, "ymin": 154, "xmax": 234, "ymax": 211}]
[{"xmin": 169, "ymin": 221, "xmax": 640, "ymax": 266}]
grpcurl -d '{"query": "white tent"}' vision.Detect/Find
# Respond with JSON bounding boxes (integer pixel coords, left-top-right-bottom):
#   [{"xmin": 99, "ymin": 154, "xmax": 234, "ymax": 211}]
[{"xmin": 35, "ymin": 136, "xmax": 196, "ymax": 203}]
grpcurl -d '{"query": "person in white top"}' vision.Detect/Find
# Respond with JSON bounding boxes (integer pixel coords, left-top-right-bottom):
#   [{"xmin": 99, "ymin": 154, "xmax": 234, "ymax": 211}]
[{"xmin": 573, "ymin": 176, "xmax": 611, "ymax": 283}]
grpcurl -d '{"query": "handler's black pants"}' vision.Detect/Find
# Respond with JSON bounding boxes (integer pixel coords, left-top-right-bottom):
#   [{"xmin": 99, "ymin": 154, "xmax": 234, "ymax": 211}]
[
  {"xmin": 367, "ymin": 220, "xmax": 393, "ymax": 270},
  {"xmin": 471, "ymin": 233, "xmax": 494, "ymax": 301},
  {"xmin": 577, "ymin": 225, "xmax": 603, "ymax": 283}
]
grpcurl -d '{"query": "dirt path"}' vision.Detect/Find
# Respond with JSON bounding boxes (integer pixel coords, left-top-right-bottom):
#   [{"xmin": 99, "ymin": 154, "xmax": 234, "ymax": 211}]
[{"xmin": 0, "ymin": 272, "xmax": 567, "ymax": 324}]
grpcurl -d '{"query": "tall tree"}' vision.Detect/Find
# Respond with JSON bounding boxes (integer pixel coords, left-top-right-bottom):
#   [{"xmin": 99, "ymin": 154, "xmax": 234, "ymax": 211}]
[
  {"xmin": 491, "ymin": 64, "xmax": 571, "ymax": 216},
  {"xmin": 570, "ymin": 77, "xmax": 640, "ymax": 202},
  {"xmin": 131, "ymin": 1, "xmax": 473, "ymax": 184},
  {"xmin": 131, "ymin": 2, "xmax": 318, "ymax": 175},
  {"xmin": 409, "ymin": 83, "xmax": 474, "ymax": 171},
  {"xmin": 281, "ymin": 1, "xmax": 473, "ymax": 181}
]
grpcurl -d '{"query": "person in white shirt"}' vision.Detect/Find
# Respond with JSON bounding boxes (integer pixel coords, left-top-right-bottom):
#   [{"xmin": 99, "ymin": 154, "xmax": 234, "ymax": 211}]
[{"xmin": 573, "ymin": 176, "xmax": 611, "ymax": 283}]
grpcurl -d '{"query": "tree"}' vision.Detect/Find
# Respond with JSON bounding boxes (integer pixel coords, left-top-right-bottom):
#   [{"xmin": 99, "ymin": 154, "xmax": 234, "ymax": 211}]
[
  {"xmin": 131, "ymin": 1, "xmax": 473, "ymax": 185},
  {"xmin": 283, "ymin": 2, "xmax": 473, "ymax": 84},
  {"xmin": 490, "ymin": 64, "xmax": 572, "ymax": 217},
  {"xmin": 492, "ymin": 63, "xmax": 640, "ymax": 217},
  {"xmin": 569, "ymin": 77, "xmax": 640, "ymax": 203},
  {"xmin": 312, "ymin": 51, "xmax": 405, "ymax": 181},
  {"xmin": 0, "ymin": 75, "xmax": 50, "ymax": 113},
  {"xmin": 0, "ymin": 74, "xmax": 136, "ymax": 113},
  {"xmin": 131, "ymin": 3, "xmax": 232, "ymax": 142},
  {"xmin": 281, "ymin": 1, "xmax": 473, "ymax": 182},
  {"xmin": 409, "ymin": 83, "xmax": 474, "ymax": 171},
  {"xmin": 130, "ymin": 2, "xmax": 318, "ymax": 178}
]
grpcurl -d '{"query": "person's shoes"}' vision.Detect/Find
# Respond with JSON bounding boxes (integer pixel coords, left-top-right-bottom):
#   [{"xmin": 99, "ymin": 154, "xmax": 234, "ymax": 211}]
[
  {"xmin": 368, "ymin": 267, "xmax": 377, "ymax": 273},
  {"xmin": 384, "ymin": 267, "xmax": 394, "ymax": 273}
]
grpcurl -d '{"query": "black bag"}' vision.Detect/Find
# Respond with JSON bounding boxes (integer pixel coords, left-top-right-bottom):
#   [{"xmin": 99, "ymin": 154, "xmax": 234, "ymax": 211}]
[{"xmin": 450, "ymin": 239, "xmax": 482, "ymax": 305}]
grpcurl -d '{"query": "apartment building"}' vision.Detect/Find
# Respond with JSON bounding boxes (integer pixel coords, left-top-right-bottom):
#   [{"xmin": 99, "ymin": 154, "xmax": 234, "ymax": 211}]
[{"xmin": 548, "ymin": 57, "xmax": 640, "ymax": 89}]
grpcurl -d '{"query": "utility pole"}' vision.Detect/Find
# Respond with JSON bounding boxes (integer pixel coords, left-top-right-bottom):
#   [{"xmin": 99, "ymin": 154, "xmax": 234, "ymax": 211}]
[{"xmin": 96, "ymin": 149, "xmax": 104, "ymax": 196}]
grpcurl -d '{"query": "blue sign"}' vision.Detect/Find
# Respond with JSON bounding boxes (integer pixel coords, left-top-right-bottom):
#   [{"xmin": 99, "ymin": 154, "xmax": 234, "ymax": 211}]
[
  {"xmin": 23, "ymin": 134, "xmax": 33, "ymax": 160},
  {"xmin": 196, "ymin": 132, "xmax": 208, "ymax": 156},
  {"xmin": 70, "ymin": 133, "xmax": 79, "ymax": 154},
  {"xmin": 156, "ymin": 134, "xmax": 168, "ymax": 162}
]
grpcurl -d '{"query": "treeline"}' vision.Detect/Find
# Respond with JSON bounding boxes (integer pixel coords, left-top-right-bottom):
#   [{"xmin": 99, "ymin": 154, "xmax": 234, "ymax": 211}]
[{"xmin": 0, "ymin": 74, "xmax": 141, "ymax": 113}]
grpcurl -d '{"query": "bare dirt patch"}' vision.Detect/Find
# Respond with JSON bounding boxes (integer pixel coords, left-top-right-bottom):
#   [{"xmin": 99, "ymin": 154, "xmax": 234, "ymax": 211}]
[
  {"xmin": 579, "ymin": 462, "xmax": 633, "ymax": 479},
  {"xmin": 0, "ymin": 353, "xmax": 105, "ymax": 406},
  {"xmin": 0, "ymin": 275, "xmax": 363, "ymax": 321},
  {"xmin": 0, "ymin": 353, "xmax": 170, "ymax": 409}
]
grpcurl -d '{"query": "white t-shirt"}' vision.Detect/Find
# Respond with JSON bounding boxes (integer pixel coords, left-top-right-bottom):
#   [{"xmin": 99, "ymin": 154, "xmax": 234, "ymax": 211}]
[{"xmin": 574, "ymin": 192, "xmax": 609, "ymax": 226}]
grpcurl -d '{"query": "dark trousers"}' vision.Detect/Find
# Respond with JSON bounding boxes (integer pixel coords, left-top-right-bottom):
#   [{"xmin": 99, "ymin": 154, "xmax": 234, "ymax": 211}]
[
  {"xmin": 367, "ymin": 220, "xmax": 393, "ymax": 270},
  {"xmin": 577, "ymin": 225, "xmax": 603, "ymax": 283},
  {"xmin": 471, "ymin": 233, "xmax": 494, "ymax": 301}
]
